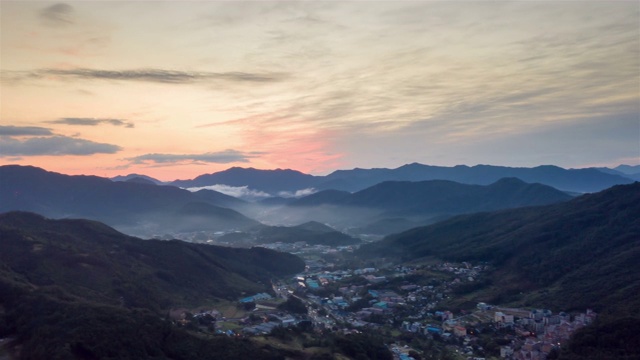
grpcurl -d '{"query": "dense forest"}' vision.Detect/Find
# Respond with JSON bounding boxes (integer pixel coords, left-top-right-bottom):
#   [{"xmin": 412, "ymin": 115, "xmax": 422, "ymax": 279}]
[{"xmin": 0, "ymin": 212, "xmax": 307, "ymax": 359}]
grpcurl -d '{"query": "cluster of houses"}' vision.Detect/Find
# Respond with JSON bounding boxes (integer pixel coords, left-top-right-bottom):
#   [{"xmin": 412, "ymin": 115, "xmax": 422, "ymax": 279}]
[
  {"xmin": 258, "ymin": 242, "xmax": 355, "ymax": 257},
  {"xmin": 242, "ymin": 314, "xmax": 297, "ymax": 335},
  {"xmin": 288, "ymin": 262, "xmax": 488, "ymax": 330},
  {"xmin": 498, "ymin": 308, "xmax": 597, "ymax": 360},
  {"xmin": 436, "ymin": 262, "xmax": 487, "ymax": 282},
  {"xmin": 173, "ymin": 256, "xmax": 599, "ymax": 360},
  {"xmin": 290, "ymin": 261, "xmax": 598, "ymax": 360},
  {"xmin": 239, "ymin": 292, "xmax": 273, "ymax": 304}
]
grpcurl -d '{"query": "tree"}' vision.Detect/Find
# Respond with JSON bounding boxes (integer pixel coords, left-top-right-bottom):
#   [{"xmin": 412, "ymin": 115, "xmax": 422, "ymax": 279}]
[{"xmin": 277, "ymin": 296, "xmax": 307, "ymax": 314}]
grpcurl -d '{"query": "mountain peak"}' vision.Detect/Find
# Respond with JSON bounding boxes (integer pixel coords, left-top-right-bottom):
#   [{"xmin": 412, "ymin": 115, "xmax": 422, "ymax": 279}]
[{"xmin": 490, "ymin": 177, "xmax": 528, "ymax": 186}]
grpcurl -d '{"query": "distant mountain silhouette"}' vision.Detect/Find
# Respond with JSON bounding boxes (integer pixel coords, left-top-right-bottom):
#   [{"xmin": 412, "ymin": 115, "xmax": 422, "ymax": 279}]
[
  {"xmin": 168, "ymin": 163, "xmax": 633, "ymax": 195},
  {"xmin": 111, "ymin": 173, "xmax": 163, "ymax": 184},
  {"xmin": 259, "ymin": 177, "xmax": 572, "ymax": 235},
  {"xmin": 357, "ymin": 182, "xmax": 640, "ymax": 316},
  {"xmin": 613, "ymin": 164, "xmax": 640, "ymax": 174},
  {"xmin": 124, "ymin": 176, "xmax": 157, "ymax": 185},
  {"xmin": 171, "ymin": 166, "xmax": 316, "ymax": 193},
  {"xmin": 0, "ymin": 165, "xmax": 258, "ymax": 237},
  {"xmin": 340, "ymin": 177, "xmax": 571, "ymax": 213},
  {"xmin": 596, "ymin": 165, "xmax": 640, "ymax": 181},
  {"xmin": 317, "ymin": 163, "xmax": 633, "ymax": 193}
]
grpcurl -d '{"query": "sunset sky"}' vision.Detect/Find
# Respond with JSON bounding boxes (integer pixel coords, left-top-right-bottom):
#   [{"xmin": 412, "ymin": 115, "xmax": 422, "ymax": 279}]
[{"xmin": 1, "ymin": 1, "xmax": 638, "ymax": 181}]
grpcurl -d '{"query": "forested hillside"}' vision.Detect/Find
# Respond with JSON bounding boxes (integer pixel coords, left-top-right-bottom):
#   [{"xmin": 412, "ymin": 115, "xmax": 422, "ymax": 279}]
[
  {"xmin": 358, "ymin": 183, "xmax": 640, "ymax": 316},
  {"xmin": 0, "ymin": 212, "xmax": 305, "ymax": 359}
]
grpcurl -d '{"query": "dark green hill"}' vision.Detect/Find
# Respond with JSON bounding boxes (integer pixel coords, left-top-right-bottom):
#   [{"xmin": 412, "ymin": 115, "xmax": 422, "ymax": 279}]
[
  {"xmin": 0, "ymin": 211, "xmax": 303, "ymax": 309},
  {"xmin": 357, "ymin": 183, "xmax": 640, "ymax": 316},
  {"xmin": 0, "ymin": 211, "xmax": 305, "ymax": 360}
]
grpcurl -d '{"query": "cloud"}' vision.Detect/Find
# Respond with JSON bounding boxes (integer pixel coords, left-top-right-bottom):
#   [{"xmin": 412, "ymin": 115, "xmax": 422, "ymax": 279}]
[
  {"xmin": 39, "ymin": 3, "xmax": 75, "ymax": 27},
  {"xmin": 0, "ymin": 125, "xmax": 54, "ymax": 136},
  {"xmin": 277, "ymin": 188, "xmax": 317, "ymax": 198},
  {"xmin": 186, "ymin": 185, "xmax": 271, "ymax": 201},
  {"xmin": 126, "ymin": 150, "xmax": 256, "ymax": 165},
  {"xmin": 46, "ymin": 117, "xmax": 134, "ymax": 128},
  {"xmin": 0, "ymin": 135, "xmax": 122, "ymax": 156},
  {"xmin": 8, "ymin": 68, "xmax": 288, "ymax": 85}
]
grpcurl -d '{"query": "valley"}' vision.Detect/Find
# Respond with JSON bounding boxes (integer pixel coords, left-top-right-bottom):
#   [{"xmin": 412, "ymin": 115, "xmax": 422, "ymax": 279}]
[
  {"xmin": 0, "ymin": 164, "xmax": 638, "ymax": 360},
  {"xmin": 3, "ymin": 2, "xmax": 638, "ymax": 359}
]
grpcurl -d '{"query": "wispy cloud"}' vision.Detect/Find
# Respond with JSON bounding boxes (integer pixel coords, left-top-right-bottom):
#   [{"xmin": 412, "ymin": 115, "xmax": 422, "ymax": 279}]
[
  {"xmin": 46, "ymin": 117, "xmax": 134, "ymax": 128},
  {"xmin": 126, "ymin": 149, "xmax": 256, "ymax": 165},
  {"xmin": 278, "ymin": 188, "xmax": 317, "ymax": 198},
  {"xmin": 39, "ymin": 3, "xmax": 75, "ymax": 27},
  {"xmin": 1, "ymin": 135, "xmax": 121, "ymax": 156},
  {"xmin": 0, "ymin": 125, "xmax": 54, "ymax": 136},
  {"xmin": 187, "ymin": 184, "xmax": 271, "ymax": 201},
  {"xmin": 5, "ymin": 68, "xmax": 289, "ymax": 85}
]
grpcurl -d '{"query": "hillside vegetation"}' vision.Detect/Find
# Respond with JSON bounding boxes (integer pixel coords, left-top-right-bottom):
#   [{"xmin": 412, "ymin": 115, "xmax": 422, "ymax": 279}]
[
  {"xmin": 0, "ymin": 211, "xmax": 305, "ymax": 359},
  {"xmin": 0, "ymin": 212, "xmax": 304, "ymax": 309},
  {"xmin": 358, "ymin": 183, "xmax": 640, "ymax": 317}
]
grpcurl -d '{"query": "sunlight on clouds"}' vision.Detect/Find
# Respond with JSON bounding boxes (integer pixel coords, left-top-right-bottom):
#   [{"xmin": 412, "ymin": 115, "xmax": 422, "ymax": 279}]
[{"xmin": 1, "ymin": 1, "xmax": 638, "ymax": 176}]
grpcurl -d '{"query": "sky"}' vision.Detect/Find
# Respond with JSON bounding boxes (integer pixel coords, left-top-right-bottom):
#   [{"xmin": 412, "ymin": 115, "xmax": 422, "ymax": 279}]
[{"xmin": 1, "ymin": 1, "xmax": 639, "ymax": 181}]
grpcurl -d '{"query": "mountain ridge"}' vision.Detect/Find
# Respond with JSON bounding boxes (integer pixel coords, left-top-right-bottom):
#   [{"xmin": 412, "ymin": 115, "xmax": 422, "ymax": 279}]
[
  {"xmin": 167, "ymin": 163, "xmax": 634, "ymax": 195},
  {"xmin": 0, "ymin": 165, "xmax": 258, "ymax": 237},
  {"xmin": 269, "ymin": 177, "xmax": 573, "ymax": 234}
]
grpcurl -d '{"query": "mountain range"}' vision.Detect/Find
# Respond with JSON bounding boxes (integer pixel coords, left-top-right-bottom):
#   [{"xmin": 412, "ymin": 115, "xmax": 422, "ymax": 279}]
[
  {"xmin": 1, "ymin": 165, "xmax": 576, "ymax": 238},
  {"xmin": 357, "ymin": 182, "xmax": 640, "ymax": 316},
  {"xmin": 596, "ymin": 164, "xmax": 640, "ymax": 181},
  {"xmin": 291, "ymin": 177, "xmax": 570, "ymax": 213},
  {"xmin": 262, "ymin": 177, "xmax": 573, "ymax": 235},
  {"xmin": 167, "ymin": 163, "xmax": 634, "ymax": 195},
  {"xmin": 0, "ymin": 165, "xmax": 257, "ymax": 237},
  {"xmin": 171, "ymin": 167, "xmax": 316, "ymax": 194}
]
